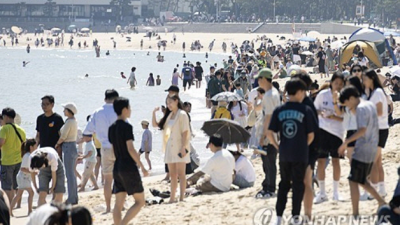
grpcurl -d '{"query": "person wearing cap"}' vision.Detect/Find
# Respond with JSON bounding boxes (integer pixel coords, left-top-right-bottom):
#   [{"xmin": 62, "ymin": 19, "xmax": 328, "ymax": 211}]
[
  {"xmin": 254, "ymin": 68, "xmax": 281, "ymax": 199},
  {"xmin": 166, "ymin": 85, "xmax": 180, "ymax": 97},
  {"xmin": 55, "ymin": 102, "xmax": 78, "ymax": 205},
  {"xmin": 83, "ymin": 89, "xmax": 119, "ymax": 213},
  {"xmin": 139, "ymin": 120, "xmax": 152, "ymax": 170},
  {"xmin": 0, "ymin": 108, "xmax": 26, "ymax": 205},
  {"xmin": 208, "ymin": 71, "xmax": 223, "ymax": 114}
]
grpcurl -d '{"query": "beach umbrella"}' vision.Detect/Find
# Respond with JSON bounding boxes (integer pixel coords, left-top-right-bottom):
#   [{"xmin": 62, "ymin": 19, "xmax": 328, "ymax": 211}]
[
  {"xmin": 51, "ymin": 27, "xmax": 61, "ymax": 32},
  {"xmin": 307, "ymin": 31, "xmax": 320, "ymax": 38},
  {"xmin": 384, "ymin": 31, "xmax": 400, "ymax": 37},
  {"xmin": 330, "ymin": 40, "xmax": 346, "ymax": 49},
  {"xmin": 211, "ymin": 92, "xmax": 243, "ymax": 102},
  {"xmin": 390, "ymin": 66, "xmax": 400, "ymax": 79},
  {"xmin": 201, "ymin": 119, "xmax": 250, "ymax": 144},
  {"xmin": 298, "ymin": 36, "xmax": 316, "ymax": 42},
  {"xmin": 300, "ymin": 51, "xmax": 314, "ymax": 56},
  {"xmin": 80, "ymin": 28, "xmax": 90, "ymax": 32},
  {"xmin": 11, "ymin": 26, "xmax": 22, "ymax": 34}
]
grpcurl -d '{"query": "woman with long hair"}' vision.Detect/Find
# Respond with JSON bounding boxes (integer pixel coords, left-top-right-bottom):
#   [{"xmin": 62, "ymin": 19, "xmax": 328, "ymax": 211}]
[
  {"xmin": 314, "ymin": 72, "xmax": 345, "ymax": 204},
  {"xmin": 171, "ymin": 68, "xmax": 181, "ymax": 86},
  {"xmin": 363, "ymin": 69, "xmax": 389, "ymax": 198},
  {"xmin": 154, "ymin": 95, "xmax": 191, "ymax": 203}
]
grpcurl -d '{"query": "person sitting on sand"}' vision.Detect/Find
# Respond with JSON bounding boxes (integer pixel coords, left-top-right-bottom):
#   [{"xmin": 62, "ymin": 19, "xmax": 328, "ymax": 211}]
[
  {"xmin": 186, "ymin": 135, "xmax": 235, "ymax": 195},
  {"xmin": 229, "ymin": 150, "xmax": 255, "ymax": 189},
  {"xmin": 77, "ymin": 136, "xmax": 99, "ymax": 192},
  {"xmin": 27, "ymin": 202, "xmax": 92, "ymax": 225}
]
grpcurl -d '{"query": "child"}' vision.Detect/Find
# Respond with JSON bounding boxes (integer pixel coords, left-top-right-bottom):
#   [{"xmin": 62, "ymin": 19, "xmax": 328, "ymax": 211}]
[
  {"xmin": 146, "ymin": 73, "xmax": 155, "ymax": 86},
  {"xmin": 120, "ymin": 72, "xmax": 126, "ymax": 79},
  {"xmin": 267, "ymin": 79, "xmax": 318, "ymax": 225},
  {"xmin": 78, "ymin": 137, "xmax": 99, "ymax": 192},
  {"xmin": 234, "ymin": 83, "xmax": 245, "ymax": 99},
  {"xmin": 10, "ymin": 139, "xmax": 37, "ymax": 216},
  {"xmin": 338, "ymin": 86, "xmax": 386, "ymax": 216},
  {"xmin": 139, "ymin": 120, "xmax": 152, "ymax": 170},
  {"xmin": 108, "ymin": 97, "xmax": 148, "ymax": 225},
  {"xmin": 156, "ymin": 75, "xmax": 161, "ymax": 86}
]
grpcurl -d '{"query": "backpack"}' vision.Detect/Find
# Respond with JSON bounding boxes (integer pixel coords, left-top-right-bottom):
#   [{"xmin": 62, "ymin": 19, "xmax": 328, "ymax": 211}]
[{"xmin": 213, "ymin": 107, "xmax": 233, "ymax": 120}]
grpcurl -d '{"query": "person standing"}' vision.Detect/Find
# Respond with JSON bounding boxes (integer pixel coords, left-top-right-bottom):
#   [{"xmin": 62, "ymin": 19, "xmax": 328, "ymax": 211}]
[
  {"xmin": 181, "ymin": 63, "xmax": 193, "ymax": 91},
  {"xmin": 267, "ymin": 79, "xmax": 317, "ymax": 225},
  {"xmin": 255, "ymin": 69, "xmax": 281, "ymax": 199},
  {"xmin": 325, "ymin": 45, "xmax": 334, "ymax": 71},
  {"xmin": 36, "ymin": 95, "xmax": 64, "ymax": 159},
  {"xmin": 194, "ymin": 62, "xmax": 204, "ymax": 89},
  {"xmin": 0, "ymin": 108, "xmax": 26, "ymax": 206},
  {"xmin": 55, "ymin": 103, "xmax": 78, "ymax": 205},
  {"xmin": 127, "ymin": 67, "xmax": 137, "ymax": 89},
  {"xmin": 171, "ymin": 68, "xmax": 182, "ymax": 86},
  {"xmin": 208, "ymin": 71, "xmax": 223, "ymax": 114},
  {"xmin": 156, "ymin": 95, "xmax": 191, "ymax": 203},
  {"xmin": 109, "ymin": 97, "xmax": 148, "ymax": 225},
  {"xmin": 83, "ymin": 89, "xmax": 118, "ymax": 213},
  {"xmin": 139, "ymin": 120, "xmax": 152, "ymax": 170},
  {"xmin": 317, "ymin": 47, "xmax": 327, "ymax": 79}
]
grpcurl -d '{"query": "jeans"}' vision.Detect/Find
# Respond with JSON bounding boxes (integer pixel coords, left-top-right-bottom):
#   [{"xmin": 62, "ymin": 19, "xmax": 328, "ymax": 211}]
[
  {"xmin": 233, "ymin": 174, "xmax": 254, "ymax": 189},
  {"xmin": 261, "ymin": 144, "xmax": 277, "ymax": 193},
  {"xmin": 62, "ymin": 142, "xmax": 78, "ymax": 204},
  {"xmin": 377, "ymin": 205, "xmax": 400, "ymax": 225},
  {"xmin": 276, "ymin": 161, "xmax": 307, "ymax": 217}
]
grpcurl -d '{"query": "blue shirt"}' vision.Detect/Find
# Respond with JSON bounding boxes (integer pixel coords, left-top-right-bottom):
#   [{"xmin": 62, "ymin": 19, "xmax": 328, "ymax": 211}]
[{"xmin": 83, "ymin": 103, "xmax": 117, "ymax": 149}]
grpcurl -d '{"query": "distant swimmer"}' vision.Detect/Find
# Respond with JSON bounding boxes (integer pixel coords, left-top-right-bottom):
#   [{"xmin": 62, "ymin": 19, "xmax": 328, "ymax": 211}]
[
  {"xmin": 85, "ymin": 74, "xmax": 89, "ymax": 77},
  {"xmin": 22, "ymin": 61, "xmax": 30, "ymax": 67},
  {"xmin": 147, "ymin": 52, "xmax": 150, "ymax": 56},
  {"xmin": 156, "ymin": 75, "xmax": 161, "ymax": 86},
  {"xmin": 183, "ymin": 53, "xmax": 186, "ymax": 58},
  {"xmin": 120, "ymin": 72, "xmax": 126, "ymax": 79},
  {"xmin": 205, "ymin": 52, "xmax": 208, "ymax": 58},
  {"xmin": 156, "ymin": 52, "xmax": 164, "ymax": 62},
  {"xmin": 127, "ymin": 67, "xmax": 137, "ymax": 89},
  {"xmin": 106, "ymin": 50, "xmax": 110, "ymax": 56},
  {"xmin": 26, "ymin": 44, "xmax": 30, "ymax": 53}
]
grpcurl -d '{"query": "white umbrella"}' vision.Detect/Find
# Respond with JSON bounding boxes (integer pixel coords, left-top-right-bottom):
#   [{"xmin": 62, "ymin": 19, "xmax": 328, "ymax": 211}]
[
  {"xmin": 307, "ymin": 31, "xmax": 321, "ymax": 38},
  {"xmin": 330, "ymin": 40, "xmax": 346, "ymax": 49},
  {"xmin": 51, "ymin": 27, "xmax": 61, "ymax": 32},
  {"xmin": 211, "ymin": 92, "xmax": 243, "ymax": 102},
  {"xmin": 300, "ymin": 51, "xmax": 314, "ymax": 56},
  {"xmin": 11, "ymin": 26, "xmax": 22, "ymax": 34},
  {"xmin": 81, "ymin": 28, "xmax": 90, "ymax": 32}
]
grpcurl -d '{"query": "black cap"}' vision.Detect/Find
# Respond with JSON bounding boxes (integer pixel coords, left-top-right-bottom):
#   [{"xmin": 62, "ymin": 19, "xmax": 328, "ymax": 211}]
[
  {"xmin": 165, "ymin": 85, "xmax": 180, "ymax": 93},
  {"xmin": 105, "ymin": 89, "xmax": 119, "ymax": 100}
]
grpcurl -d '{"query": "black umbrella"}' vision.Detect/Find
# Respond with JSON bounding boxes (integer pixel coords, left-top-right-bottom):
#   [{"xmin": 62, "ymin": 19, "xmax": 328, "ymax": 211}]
[{"xmin": 201, "ymin": 119, "xmax": 250, "ymax": 144}]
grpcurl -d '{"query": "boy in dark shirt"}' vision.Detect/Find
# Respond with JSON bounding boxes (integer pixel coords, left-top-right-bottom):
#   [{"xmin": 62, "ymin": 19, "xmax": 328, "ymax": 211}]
[
  {"xmin": 108, "ymin": 97, "xmax": 148, "ymax": 225},
  {"xmin": 267, "ymin": 79, "xmax": 317, "ymax": 225}
]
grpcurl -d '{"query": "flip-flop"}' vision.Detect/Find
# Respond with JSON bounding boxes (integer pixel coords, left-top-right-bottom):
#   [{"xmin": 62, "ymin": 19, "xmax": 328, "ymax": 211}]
[{"xmin": 149, "ymin": 188, "xmax": 160, "ymax": 197}]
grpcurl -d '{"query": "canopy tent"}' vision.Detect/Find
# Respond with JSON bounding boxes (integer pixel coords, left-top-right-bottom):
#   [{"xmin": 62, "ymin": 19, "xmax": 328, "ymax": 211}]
[
  {"xmin": 339, "ymin": 40, "xmax": 382, "ymax": 68},
  {"xmin": 349, "ymin": 27, "xmax": 398, "ymax": 65}
]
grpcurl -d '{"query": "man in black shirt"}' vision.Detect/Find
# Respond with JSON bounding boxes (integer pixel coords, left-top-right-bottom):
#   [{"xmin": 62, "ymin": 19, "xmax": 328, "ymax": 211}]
[
  {"xmin": 194, "ymin": 62, "xmax": 204, "ymax": 89},
  {"xmin": 267, "ymin": 79, "xmax": 317, "ymax": 225},
  {"xmin": 36, "ymin": 95, "xmax": 64, "ymax": 158},
  {"xmin": 108, "ymin": 97, "xmax": 148, "ymax": 225}
]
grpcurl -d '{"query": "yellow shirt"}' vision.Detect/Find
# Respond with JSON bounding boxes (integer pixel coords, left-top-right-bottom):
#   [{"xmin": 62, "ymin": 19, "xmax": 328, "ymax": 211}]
[
  {"xmin": 93, "ymin": 133, "xmax": 102, "ymax": 149},
  {"xmin": 0, "ymin": 124, "xmax": 26, "ymax": 165},
  {"xmin": 60, "ymin": 118, "xmax": 78, "ymax": 142}
]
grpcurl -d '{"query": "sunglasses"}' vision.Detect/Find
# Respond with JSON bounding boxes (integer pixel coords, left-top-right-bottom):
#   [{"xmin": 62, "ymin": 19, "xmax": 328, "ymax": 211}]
[{"xmin": 352, "ymin": 69, "xmax": 362, "ymax": 73}]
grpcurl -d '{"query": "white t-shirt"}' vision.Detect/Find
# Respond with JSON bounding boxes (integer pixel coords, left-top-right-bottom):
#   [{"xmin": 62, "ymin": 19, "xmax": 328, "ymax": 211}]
[
  {"xmin": 259, "ymin": 87, "xmax": 281, "ymax": 145},
  {"xmin": 235, "ymin": 155, "xmax": 256, "ymax": 183},
  {"xmin": 201, "ymin": 149, "xmax": 235, "ymax": 192},
  {"xmin": 17, "ymin": 152, "xmax": 31, "ymax": 178},
  {"xmin": 358, "ymin": 57, "xmax": 369, "ymax": 67},
  {"xmin": 314, "ymin": 88, "xmax": 345, "ymax": 139},
  {"xmin": 84, "ymin": 141, "xmax": 97, "ymax": 163},
  {"xmin": 27, "ymin": 204, "xmax": 59, "ymax": 225},
  {"xmin": 231, "ymin": 102, "xmax": 248, "ymax": 119},
  {"xmin": 368, "ymin": 88, "xmax": 389, "ymax": 129},
  {"xmin": 30, "ymin": 147, "xmax": 59, "ymax": 171},
  {"xmin": 247, "ymin": 88, "xmax": 258, "ymax": 106},
  {"xmin": 129, "ymin": 72, "xmax": 136, "ymax": 81}
]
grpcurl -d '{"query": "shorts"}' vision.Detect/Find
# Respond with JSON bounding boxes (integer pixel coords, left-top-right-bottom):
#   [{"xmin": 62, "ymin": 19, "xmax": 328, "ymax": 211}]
[
  {"xmin": 183, "ymin": 79, "xmax": 192, "ymax": 88},
  {"xmin": 346, "ymin": 130, "xmax": 357, "ymax": 147},
  {"xmin": 318, "ymin": 129, "xmax": 343, "ymax": 159},
  {"xmin": 96, "ymin": 148, "xmax": 101, "ymax": 158},
  {"xmin": 82, "ymin": 161, "xmax": 96, "ymax": 178},
  {"xmin": 101, "ymin": 147, "xmax": 116, "ymax": 175},
  {"xmin": 38, "ymin": 159, "xmax": 65, "ymax": 194},
  {"xmin": 308, "ymin": 149, "xmax": 318, "ymax": 170},
  {"xmin": 17, "ymin": 173, "xmax": 32, "ymax": 189},
  {"xmin": 113, "ymin": 169, "xmax": 144, "ymax": 195},
  {"xmin": 0, "ymin": 163, "xmax": 21, "ymax": 190},
  {"xmin": 195, "ymin": 75, "xmax": 202, "ymax": 81},
  {"xmin": 348, "ymin": 159, "xmax": 373, "ymax": 185},
  {"xmin": 378, "ymin": 129, "xmax": 389, "ymax": 148},
  {"xmin": 139, "ymin": 149, "xmax": 151, "ymax": 154}
]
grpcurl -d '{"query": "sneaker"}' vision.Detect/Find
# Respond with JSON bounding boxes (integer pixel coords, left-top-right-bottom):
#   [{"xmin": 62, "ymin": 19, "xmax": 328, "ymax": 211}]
[
  {"xmin": 290, "ymin": 217, "xmax": 302, "ymax": 225},
  {"xmin": 313, "ymin": 192, "xmax": 328, "ymax": 204},
  {"xmin": 359, "ymin": 192, "xmax": 371, "ymax": 201},
  {"xmin": 255, "ymin": 190, "xmax": 276, "ymax": 199},
  {"xmin": 332, "ymin": 192, "xmax": 344, "ymax": 201}
]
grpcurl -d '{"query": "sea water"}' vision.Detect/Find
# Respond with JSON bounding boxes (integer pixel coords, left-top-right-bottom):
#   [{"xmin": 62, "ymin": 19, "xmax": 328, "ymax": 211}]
[{"xmin": 0, "ymin": 48, "xmax": 227, "ymax": 175}]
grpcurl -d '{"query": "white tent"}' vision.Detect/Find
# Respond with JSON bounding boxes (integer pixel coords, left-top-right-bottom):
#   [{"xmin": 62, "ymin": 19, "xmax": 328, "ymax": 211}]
[{"xmin": 349, "ymin": 28, "xmax": 385, "ymax": 42}]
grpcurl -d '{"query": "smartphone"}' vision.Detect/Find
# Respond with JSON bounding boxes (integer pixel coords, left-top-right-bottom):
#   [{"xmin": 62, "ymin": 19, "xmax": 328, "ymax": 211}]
[{"xmin": 178, "ymin": 149, "xmax": 189, "ymax": 158}]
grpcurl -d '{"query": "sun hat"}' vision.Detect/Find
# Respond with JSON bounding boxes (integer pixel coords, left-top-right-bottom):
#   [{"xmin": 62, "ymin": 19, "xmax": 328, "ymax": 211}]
[
  {"xmin": 141, "ymin": 120, "xmax": 150, "ymax": 125},
  {"xmin": 61, "ymin": 102, "xmax": 78, "ymax": 115}
]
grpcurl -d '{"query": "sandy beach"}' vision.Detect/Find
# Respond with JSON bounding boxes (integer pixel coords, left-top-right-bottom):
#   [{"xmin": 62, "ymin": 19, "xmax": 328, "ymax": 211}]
[{"xmin": 6, "ymin": 30, "xmax": 400, "ymax": 225}]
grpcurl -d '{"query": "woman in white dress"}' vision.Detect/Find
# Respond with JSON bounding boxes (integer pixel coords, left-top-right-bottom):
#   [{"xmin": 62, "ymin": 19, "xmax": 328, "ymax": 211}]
[{"xmin": 153, "ymin": 95, "xmax": 191, "ymax": 203}]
